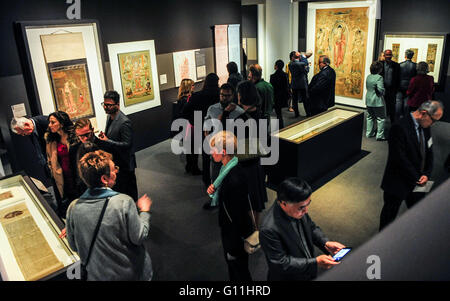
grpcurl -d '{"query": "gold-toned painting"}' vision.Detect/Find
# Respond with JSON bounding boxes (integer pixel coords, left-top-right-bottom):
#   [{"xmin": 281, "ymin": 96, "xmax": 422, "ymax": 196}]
[
  {"xmin": 315, "ymin": 7, "xmax": 369, "ymax": 99},
  {"xmin": 48, "ymin": 59, "xmax": 95, "ymax": 120},
  {"xmin": 410, "ymin": 48, "xmax": 419, "ymax": 63},
  {"xmin": 392, "ymin": 44, "xmax": 400, "ymax": 62},
  {"xmin": 426, "ymin": 44, "xmax": 437, "ymax": 72},
  {"xmin": 118, "ymin": 50, "xmax": 155, "ymax": 107}
]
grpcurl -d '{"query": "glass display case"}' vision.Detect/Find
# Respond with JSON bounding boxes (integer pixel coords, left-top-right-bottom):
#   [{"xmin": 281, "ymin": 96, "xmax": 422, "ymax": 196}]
[
  {"xmin": 267, "ymin": 108, "xmax": 364, "ymax": 186},
  {"xmin": 0, "ymin": 174, "xmax": 79, "ymax": 281}
]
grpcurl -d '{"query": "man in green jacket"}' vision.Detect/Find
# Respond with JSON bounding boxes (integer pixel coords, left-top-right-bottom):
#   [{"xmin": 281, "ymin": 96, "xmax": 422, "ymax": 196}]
[{"xmin": 248, "ymin": 64, "xmax": 274, "ymax": 121}]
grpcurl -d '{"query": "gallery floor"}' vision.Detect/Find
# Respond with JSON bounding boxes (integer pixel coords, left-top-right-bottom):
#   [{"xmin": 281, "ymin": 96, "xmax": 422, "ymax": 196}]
[{"xmin": 135, "ymin": 104, "xmax": 450, "ymax": 281}]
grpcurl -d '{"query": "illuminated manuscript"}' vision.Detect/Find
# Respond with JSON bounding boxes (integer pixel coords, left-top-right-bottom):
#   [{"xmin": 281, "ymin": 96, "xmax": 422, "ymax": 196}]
[
  {"xmin": 0, "ymin": 203, "xmax": 63, "ymax": 280},
  {"xmin": 118, "ymin": 50, "xmax": 155, "ymax": 107},
  {"xmin": 315, "ymin": 7, "xmax": 369, "ymax": 99}
]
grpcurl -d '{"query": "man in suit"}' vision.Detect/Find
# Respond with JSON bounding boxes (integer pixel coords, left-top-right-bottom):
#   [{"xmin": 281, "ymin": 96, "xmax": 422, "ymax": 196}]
[
  {"xmin": 396, "ymin": 49, "xmax": 417, "ymax": 120},
  {"xmin": 381, "ymin": 49, "xmax": 401, "ymax": 123},
  {"xmin": 289, "ymin": 52, "xmax": 308, "ymax": 117},
  {"xmin": 260, "ymin": 178, "xmax": 345, "ymax": 281},
  {"xmin": 98, "ymin": 90, "xmax": 138, "ymax": 201},
  {"xmin": 379, "ymin": 100, "xmax": 444, "ymax": 230},
  {"xmin": 11, "ymin": 116, "xmax": 50, "ymax": 184},
  {"xmin": 307, "ymin": 55, "xmax": 336, "ymax": 117},
  {"xmin": 270, "ymin": 60, "xmax": 289, "ymax": 129}
]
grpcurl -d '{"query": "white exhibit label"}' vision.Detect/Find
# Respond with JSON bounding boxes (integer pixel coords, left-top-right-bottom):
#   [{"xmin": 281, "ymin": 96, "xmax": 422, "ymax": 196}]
[{"xmin": 11, "ymin": 103, "xmax": 27, "ymax": 118}]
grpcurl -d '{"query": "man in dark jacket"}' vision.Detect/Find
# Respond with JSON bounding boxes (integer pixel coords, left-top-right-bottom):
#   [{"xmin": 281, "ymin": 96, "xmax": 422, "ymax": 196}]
[
  {"xmin": 260, "ymin": 178, "xmax": 345, "ymax": 281},
  {"xmin": 98, "ymin": 90, "xmax": 138, "ymax": 201},
  {"xmin": 270, "ymin": 60, "xmax": 289, "ymax": 129},
  {"xmin": 307, "ymin": 55, "xmax": 336, "ymax": 117},
  {"xmin": 379, "ymin": 100, "xmax": 443, "ymax": 230},
  {"xmin": 289, "ymin": 52, "xmax": 308, "ymax": 117},
  {"xmin": 396, "ymin": 49, "xmax": 417, "ymax": 120},
  {"xmin": 381, "ymin": 49, "xmax": 401, "ymax": 123}
]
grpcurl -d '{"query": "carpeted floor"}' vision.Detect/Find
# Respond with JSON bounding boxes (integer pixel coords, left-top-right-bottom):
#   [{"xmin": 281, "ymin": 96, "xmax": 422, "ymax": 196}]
[{"xmin": 136, "ymin": 104, "xmax": 450, "ymax": 281}]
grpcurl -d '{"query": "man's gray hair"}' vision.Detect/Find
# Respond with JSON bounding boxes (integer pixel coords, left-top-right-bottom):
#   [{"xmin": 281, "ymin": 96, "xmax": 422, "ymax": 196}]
[
  {"xmin": 405, "ymin": 49, "xmax": 414, "ymax": 59},
  {"xmin": 10, "ymin": 117, "xmax": 31, "ymax": 134},
  {"xmin": 418, "ymin": 100, "xmax": 444, "ymax": 116}
]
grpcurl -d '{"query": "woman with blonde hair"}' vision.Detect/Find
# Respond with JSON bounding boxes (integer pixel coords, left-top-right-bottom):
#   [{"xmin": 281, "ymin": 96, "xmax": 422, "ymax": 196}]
[
  {"xmin": 176, "ymin": 78, "xmax": 195, "ymax": 116},
  {"xmin": 66, "ymin": 150, "xmax": 153, "ymax": 280},
  {"xmin": 207, "ymin": 131, "xmax": 254, "ymax": 281}
]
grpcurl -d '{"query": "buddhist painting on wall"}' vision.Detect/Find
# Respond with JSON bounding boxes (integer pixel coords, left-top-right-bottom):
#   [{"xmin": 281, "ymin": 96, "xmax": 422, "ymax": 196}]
[
  {"xmin": 48, "ymin": 59, "xmax": 95, "ymax": 120},
  {"xmin": 118, "ymin": 50, "xmax": 155, "ymax": 107},
  {"xmin": 392, "ymin": 44, "xmax": 400, "ymax": 62},
  {"xmin": 426, "ymin": 44, "xmax": 437, "ymax": 72},
  {"xmin": 315, "ymin": 7, "xmax": 369, "ymax": 99}
]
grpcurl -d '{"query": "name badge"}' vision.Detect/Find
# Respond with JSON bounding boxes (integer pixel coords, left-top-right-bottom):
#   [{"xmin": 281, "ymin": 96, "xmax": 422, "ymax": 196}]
[{"xmin": 428, "ymin": 138, "xmax": 433, "ymax": 148}]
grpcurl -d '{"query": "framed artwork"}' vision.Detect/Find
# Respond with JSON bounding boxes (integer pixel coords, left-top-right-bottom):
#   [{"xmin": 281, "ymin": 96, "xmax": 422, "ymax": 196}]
[
  {"xmin": 47, "ymin": 59, "xmax": 95, "ymax": 120},
  {"xmin": 14, "ymin": 20, "xmax": 107, "ymax": 129},
  {"xmin": 108, "ymin": 40, "xmax": 161, "ymax": 115},
  {"xmin": 214, "ymin": 25, "xmax": 229, "ymax": 86},
  {"xmin": 307, "ymin": 0, "xmax": 379, "ymax": 108},
  {"xmin": 173, "ymin": 50, "xmax": 198, "ymax": 87},
  {"xmin": 383, "ymin": 33, "xmax": 447, "ymax": 84}
]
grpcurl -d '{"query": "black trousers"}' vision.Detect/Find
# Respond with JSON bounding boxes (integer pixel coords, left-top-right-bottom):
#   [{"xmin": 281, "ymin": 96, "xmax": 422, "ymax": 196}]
[
  {"xmin": 379, "ymin": 191, "xmax": 425, "ymax": 231},
  {"xmin": 114, "ymin": 169, "xmax": 138, "ymax": 201},
  {"xmin": 385, "ymin": 88, "xmax": 397, "ymax": 124},
  {"xmin": 292, "ymin": 89, "xmax": 307, "ymax": 117},
  {"xmin": 274, "ymin": 105, "xmax": 284, "ymax": 129}
]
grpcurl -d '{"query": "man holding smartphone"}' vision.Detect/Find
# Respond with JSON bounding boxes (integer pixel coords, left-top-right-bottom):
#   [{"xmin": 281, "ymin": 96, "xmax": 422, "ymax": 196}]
[{"xmin": 260, "ymin": 178, "xmax": 346, "ymax": 280}]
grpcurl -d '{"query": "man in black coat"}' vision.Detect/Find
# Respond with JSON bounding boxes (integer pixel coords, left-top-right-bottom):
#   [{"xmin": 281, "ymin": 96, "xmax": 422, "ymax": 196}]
[
  {"xmin": 381, "ymin": 49, "xmax": 401, "ymax": 123},
  {"xmin": 307, "ymin": 55, "xmax": 336, "ymax": 117},
  {"xmin": 98, "ymin": 90, "xmax": 138, "ymax": 201},
  {"xmin": 396, "ymin": 49, "xmax": 417, "ymax": 120},
  {"xmin": 379, "ymin": 100, "xmax": 443, "ymax": 230},
  {"xmin": 289, "ymin": 52, "xmax": 309, "ymax": 117},
  {"xmin": 260, "ymin": 178, "xmax": 345, "ymax": 281},
  {"xmin": 270, "ymin": 60, "xmax": 289, "ymax": 129},
  {"xmin": 11, "ymin": 115, "xmax": 51, "ymax": 185}
]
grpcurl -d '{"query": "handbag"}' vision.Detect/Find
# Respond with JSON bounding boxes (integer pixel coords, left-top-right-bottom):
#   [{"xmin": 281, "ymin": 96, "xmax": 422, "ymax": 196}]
[
  {"xmin": 80, "ymin": 197, "xmax": 110, "ymax": 280},
  {"xmin": 223, "ymin": 196, "xmax": 260, "ymax": 255}
]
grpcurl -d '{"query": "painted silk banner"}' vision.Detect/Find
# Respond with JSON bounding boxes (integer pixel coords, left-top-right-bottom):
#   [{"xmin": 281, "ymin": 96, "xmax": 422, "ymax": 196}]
[{"xmin": 315, "ymin": 7, "xmax": 369, "ymax": 99}]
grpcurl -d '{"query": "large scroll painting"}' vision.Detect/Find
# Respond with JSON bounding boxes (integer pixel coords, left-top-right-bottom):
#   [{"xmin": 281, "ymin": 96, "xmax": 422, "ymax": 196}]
[
  {"xmin": 48, "ymin": 59, "xmax": 95, "ymax": 120},
  {"xmin": 118, "ymin": 50, "xmax": 155, "ymax": 107},
  {"xmin": 315, "ymin": 7, "xmax": 369, "ymax": 99}
]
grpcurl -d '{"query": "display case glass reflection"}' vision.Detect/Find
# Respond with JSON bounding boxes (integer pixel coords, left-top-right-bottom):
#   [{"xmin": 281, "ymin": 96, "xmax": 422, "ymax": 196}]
[
  {"xmin": 277, "ymin": 109, "xmax": 360, "ymax": 143},
  {"xmin": 0, "ymin": 175, "xmax": 78, "ymax": 281}
]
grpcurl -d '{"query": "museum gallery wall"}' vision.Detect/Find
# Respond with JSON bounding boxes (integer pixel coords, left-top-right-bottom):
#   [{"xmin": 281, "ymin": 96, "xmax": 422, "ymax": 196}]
[{"xmin": 307, "ymin": 0, "xmax": 379, "ymax": 108}]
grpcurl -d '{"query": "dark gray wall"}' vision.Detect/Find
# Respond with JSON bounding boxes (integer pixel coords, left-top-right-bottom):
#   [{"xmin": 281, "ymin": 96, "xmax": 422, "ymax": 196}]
[
  {"xmin": 0, "ymin": 0, "xmax": 242, "ymax": 176},
  {"xmin": 377, "ymin": 0, "xmax": 450, "ymax": 122}
]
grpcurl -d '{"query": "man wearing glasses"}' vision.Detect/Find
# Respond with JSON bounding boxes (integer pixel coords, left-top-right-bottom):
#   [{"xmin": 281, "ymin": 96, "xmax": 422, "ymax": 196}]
[
  {"xmin": 97, "ymin": 90, "xmax": 138, "ymax": 201},
  {"xmin": 380, "ymin": 100, "xmax": 444, "ymax": 230},
  {"xmin": 260, "ymin": 177, "xmax": 346, "ymax": 280}
]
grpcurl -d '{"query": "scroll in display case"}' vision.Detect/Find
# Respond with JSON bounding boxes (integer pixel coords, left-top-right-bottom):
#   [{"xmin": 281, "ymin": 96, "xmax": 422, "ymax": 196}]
[
  {"xmin": 0, "ymin": 174, "xmax": 79, "ymax": 281},
  {"xmin": 267, "ymin": 108, "xmax": 364, "ymax": 186}
]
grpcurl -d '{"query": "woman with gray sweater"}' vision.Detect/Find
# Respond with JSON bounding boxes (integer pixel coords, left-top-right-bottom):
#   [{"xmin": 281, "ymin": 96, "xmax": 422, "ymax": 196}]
[{"xmin": 66, "ymin": 150, "xmax": 153, "ymax": 280}]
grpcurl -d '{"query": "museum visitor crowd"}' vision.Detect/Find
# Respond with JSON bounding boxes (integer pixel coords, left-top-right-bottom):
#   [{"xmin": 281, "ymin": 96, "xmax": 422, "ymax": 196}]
[{"xmin": 9, "ymin": 46, "xmax": 446, "ymax": 281}]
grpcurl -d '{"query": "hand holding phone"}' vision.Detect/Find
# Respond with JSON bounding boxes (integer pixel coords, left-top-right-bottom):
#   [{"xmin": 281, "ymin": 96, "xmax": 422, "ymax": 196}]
[{"xmin": 332, "ymin": 247, "xmax": 352, "ymax": 262}]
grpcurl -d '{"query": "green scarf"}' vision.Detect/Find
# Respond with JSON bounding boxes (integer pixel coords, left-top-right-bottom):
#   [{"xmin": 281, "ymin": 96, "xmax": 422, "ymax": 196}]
[{"xmin": 209, "ymin": 156, "xmax": 239, "ymax": 206}]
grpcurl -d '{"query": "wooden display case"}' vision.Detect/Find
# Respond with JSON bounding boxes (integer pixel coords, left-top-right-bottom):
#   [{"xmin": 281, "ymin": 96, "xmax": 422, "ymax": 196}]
[
  {"xmin": 267, "ymin": 108, "xmax": 364, "ymax": 187},
  {"xmin": 0, "ymin": 174, "xmax": 79, "ymax": 281}
]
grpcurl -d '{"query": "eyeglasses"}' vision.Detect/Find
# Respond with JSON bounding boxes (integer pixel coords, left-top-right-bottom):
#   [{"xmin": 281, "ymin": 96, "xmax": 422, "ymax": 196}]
[
  {"xmin": 101, "ymin": 102, "xmax": 117, "ymax": 108},
  {"xmin": 76, "ymin": 131, "xmax": 93, "ymax": 139}
]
